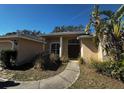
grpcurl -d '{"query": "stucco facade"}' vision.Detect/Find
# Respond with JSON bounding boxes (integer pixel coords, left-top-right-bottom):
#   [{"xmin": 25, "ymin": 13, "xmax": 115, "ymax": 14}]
[
  {"xmin": 0, "ymin": 32, "xmax": 107, "ymax": 66},
  {"xmin": 42, "ymin": 33, "xmax": 104, "ymax": 62},
  {"xmin": 0, "ymin": 35, "xmax": 44, "ymax": 66},
  {"xmin": 42, "ymin": 34, "xmax": 80, "ymax": 59},
  {"xmin": 0, "ymin": 40, "xmax": 13, "ymax": 51},
  {"xmin": 80, "ymin": 38, "xmax": 98, "ymax": 62},
  {"xmin": 17, "ymin": 38, "xmax": 43, "ymax": 66},
  {"xmin": 43, "ymin": 36, "xmax": 77, "ymax": 58}
]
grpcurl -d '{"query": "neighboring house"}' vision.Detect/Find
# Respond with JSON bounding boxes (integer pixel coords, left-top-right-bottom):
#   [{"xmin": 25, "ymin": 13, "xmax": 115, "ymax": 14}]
[
  {"xmin": 41, "ymin": 31, "xmax": 103, "ymax": 62},
  {"xmin": 0, "ymin": 31, "xmax": 104, "ymax": 66},
  {"xmin": 0, "ymin": 34, "xmax": 44, "ymax": 66}
]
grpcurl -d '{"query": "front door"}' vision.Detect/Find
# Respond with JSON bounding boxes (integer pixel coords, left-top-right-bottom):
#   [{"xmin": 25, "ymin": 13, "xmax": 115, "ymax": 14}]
[{"xmin": 68, "ymin": 39, "xmax": 80, "ymax": 59}]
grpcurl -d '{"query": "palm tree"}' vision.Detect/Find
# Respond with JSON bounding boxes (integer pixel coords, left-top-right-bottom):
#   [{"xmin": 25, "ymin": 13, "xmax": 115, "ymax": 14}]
[
  {"xmin": 85, "ymin": 5, "xmax": 124, "ymax": 61},
  {"xmin": 102, "ymin": 5, "xmax": 124, "ymax": 61}
]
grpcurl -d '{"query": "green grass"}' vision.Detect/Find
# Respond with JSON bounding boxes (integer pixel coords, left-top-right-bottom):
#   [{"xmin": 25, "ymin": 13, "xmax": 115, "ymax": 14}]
[{"xmin": 70, "ymin": 64, "xmax": 124, "ymax": 89}]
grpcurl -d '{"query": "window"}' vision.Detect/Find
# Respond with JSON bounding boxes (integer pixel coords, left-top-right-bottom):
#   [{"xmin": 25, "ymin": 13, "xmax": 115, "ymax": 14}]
[{"xmin": 50, "ymin": 42, "xmax": 60, "ymax": 55}]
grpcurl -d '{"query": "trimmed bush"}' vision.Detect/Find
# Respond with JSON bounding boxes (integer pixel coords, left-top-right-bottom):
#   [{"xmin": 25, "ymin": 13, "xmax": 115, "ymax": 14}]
[{"xmin": 0, "ymin": 50, "xmax": 17, "ymax": 68}]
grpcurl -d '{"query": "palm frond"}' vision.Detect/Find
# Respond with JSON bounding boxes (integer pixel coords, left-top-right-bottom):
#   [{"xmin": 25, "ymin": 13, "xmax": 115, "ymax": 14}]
[
  {"xmin": 100, "ymin": 10, "xmax": 114, "ymax": 18},
  {"xmin": 113, "ymin": 23, "xmax": 121, "ymax": 39},
  {"xmin": 114, "ymin": 5, "xmax": 124, "ymax": 20}
]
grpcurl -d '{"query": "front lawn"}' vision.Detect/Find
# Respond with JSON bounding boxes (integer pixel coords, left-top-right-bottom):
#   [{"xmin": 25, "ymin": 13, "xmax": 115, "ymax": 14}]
[
  {"xmin": 0, "ymin": 63, "xmax": 67, "ymax": 81},
  {"xmin": 70, "ymin": 64, "xmax": 124, "ymax": 89}
]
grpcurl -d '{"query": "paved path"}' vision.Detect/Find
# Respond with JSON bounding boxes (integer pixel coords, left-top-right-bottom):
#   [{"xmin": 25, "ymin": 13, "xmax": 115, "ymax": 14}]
[{"xmin": 3, "ymin": 60, "xmax": 80, "ymax": 89}]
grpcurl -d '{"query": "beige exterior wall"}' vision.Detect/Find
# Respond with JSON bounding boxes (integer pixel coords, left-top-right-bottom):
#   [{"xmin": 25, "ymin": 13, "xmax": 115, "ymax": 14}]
[
  {"xmin": 0, "ymin": 35, "xmax": 105, "ymax": 64},
  {"xmin": 0, "ymin": 41, "xmax": 13, "ymax": 51},
  {"xmin": 44, "ymin": 37, "xmax": 60, "ymax": 52},
  {"xmin": 0, "ymin": 37, "xmax": 43, "ymax": 66},
  {"xmin": 44, "ymin": 36, "xmax": 105, "ymax": 62},
  {"xmin": 44, "ymin": 36, "xmax": 77, "ymax": 58},
  {"xmin": 61, "ymin": 37, "xmax": 68, "ymax": 58},
  {"xmin": 16, "ymin": 38, "xmax": 43, "ymax": 66},
  {"xmin": 80, "ymin": 38, "xmax": 98, "ymax": 62}
]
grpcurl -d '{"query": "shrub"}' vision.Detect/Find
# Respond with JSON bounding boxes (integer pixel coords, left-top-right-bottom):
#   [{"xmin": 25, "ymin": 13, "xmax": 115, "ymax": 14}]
[
  {"xmin": 91, "ymin": 61, "xmax": 113, "ymax": 76},
  {"xmin": 61, "ymin": 56, "xmax": 69, "ymax": 63},
  {"xmin": 0, "ymin": 50, "xmax": 17, "ymax": 68},
  {"xmin": 91, "ymin": 60, "xmax": 124, "ymax": 82},
  {"xmin": 120, "ymin": 53, "xmax": 124, "ymax": 60},
  {"xmin": 120, "ymin": 67, "xmax": 124, "ymax": 82},
  {"xmin": 78, "ymin": 57, "xmax": 85, "ymax": 64},
  {"xmin": 34, "ymin": 52, "xmax": 62, "ymax": 71},
  {"xmin": 47, "ymin": 53, "xmax": 62, "ymax": 70},
  {"xmin": 49, "ymin": 53, "xmax": 59, "ymax": 63},
  {"xmin": 0, "ymin": 59, "xmax": 5, "ymax": 68},
  {"xmin": 34, "ymin": 57, "xmax": 45, "ymax": 70}
]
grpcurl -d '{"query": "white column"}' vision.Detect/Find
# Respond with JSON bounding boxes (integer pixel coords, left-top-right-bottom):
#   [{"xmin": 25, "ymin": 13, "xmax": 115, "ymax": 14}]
[
  {"xmin": 80, "ymin": 39, "xmax": 84, "ymax": 57},
  {"xmin": 59, "ymin": 36, "xmax": 63, "ymax": 57},
  {"xmin": 98, "ymin": 42, "xmax": 103, "ymax": 62}
]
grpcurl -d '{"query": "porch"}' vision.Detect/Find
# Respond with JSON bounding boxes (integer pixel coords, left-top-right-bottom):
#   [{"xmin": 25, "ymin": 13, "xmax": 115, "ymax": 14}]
[{"xmin": 43, "ymin": 36, "xmax": 80, "ymax": 59}]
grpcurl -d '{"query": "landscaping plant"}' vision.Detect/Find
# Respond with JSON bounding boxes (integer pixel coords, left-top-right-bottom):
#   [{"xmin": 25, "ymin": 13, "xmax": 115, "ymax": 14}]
[
  {"xmin": 91, "ymin": 60, "xmax": 124, "ymax": 82},
  {"xmin": 85, "ymin": 5, "xmax": 124, "ymax": 61},
  {"xmin": 61, "ymin": 56, "xmax": 69, "ymax": 63},
  {"xmin": 78, "ymin": 57, "xmax": 85, "ymax": 64},
  {"xmin": 34, "ymin": 52, "xmax": 62, "ymax": 71},
  {"xmin": 0, "ymin": 49, "xmax": 17, "ymax": 68},
  {"xmin": 85, "ymin": 5, "xmax": 124, "ymax": 83}
]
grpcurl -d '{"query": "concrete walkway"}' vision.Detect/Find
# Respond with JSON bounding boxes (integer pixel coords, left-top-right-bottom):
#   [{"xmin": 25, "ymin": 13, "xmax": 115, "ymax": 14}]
[{"xmin": 6, "ymin": 60, "xmax": 80, "ymax": 89}]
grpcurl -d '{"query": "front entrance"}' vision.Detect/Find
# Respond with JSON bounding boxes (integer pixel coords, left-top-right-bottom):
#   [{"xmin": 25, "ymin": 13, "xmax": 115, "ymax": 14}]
[{"xmin": 68, "ymin": 39, "xmax": 80, "ymax": 59}]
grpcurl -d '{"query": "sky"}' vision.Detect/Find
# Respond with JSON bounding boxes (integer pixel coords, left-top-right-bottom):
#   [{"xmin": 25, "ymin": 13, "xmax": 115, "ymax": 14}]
[{"xmin": 0, "ymin": 4, "xmax": 122, "ymax": 35}]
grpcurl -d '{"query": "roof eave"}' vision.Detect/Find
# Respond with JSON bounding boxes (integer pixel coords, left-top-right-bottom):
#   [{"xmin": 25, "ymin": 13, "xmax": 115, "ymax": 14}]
[
  {"xmin": 41, "ymin": 32, "xmax": 86, "ymax": 37},
  {"xmin": 0, "ymin": 35, "xmax": 46, "ymax": 44},
  {"xmin": 77, "ymin": 35, "xmax": 94, "ymax": 39}
]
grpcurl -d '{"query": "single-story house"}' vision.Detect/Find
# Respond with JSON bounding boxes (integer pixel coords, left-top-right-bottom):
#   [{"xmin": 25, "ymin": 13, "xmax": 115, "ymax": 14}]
[
  {"xmin": 0, "ymin": 31, "xmax": 104, "ymax": 66},
  {"xmin": 0, "ymin": 34, "xmax": 44, "ymax": 66},
  {"xmin": 41, "ymin": 31, "xmax": 103, "ymax": 62}
]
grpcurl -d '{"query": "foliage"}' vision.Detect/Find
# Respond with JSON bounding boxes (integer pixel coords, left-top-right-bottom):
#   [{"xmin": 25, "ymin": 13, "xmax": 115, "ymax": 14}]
[
  {"xmin": 52, "ymin": 25, "xmax": 84, "ymax": 33},
  {"xmin": 85, "ymin": 5, "xmax": 124, "ymax": 61},
  {"xmin": 91, "ymin": 60, "xmax": 124, "ymax": 82},
  {"xmin": 0, "ymin": 50, "xmax": 17, "ymax": 68},
  {"xmin": 78, "ymin": 57, "xmax": 85, "ymax": 64},
  {"xmin": 61, "ymin": 56, "xmax": 69, "ymax": 63},
  {"xmin": 5, "ymin": 29, "xmax": 44, "ymax": 37},
  {"xmin": 70, "ymin": 62, "xmax": 124, "ymax": 89},
  {"xmin": 34, "ymin": 57, "xmax": 45, "ymax": 70},
  {"xmin": 113, "ymin": 23, "xmax": 121, "ymax": 39},
  {"xmin": 49, "ymin": 53, "xmax": 59, "ymax": 63},
  {"xmin": 84, "ymin": 19, "xmax": 92, "ymax": 34},
  {"xmin": 34, "ymin": 52, "xmax": 62, "ymax": 71}
]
